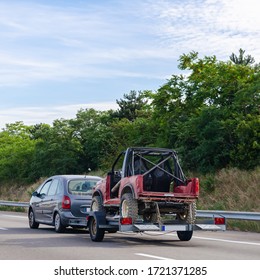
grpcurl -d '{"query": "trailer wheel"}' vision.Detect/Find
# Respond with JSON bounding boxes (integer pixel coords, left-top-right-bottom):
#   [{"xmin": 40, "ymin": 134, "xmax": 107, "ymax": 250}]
[
  {"xmin": 177, "ymin": 230, "xmax": 193, "ymax": 241},
  {"xmin": 89, "ymin": 216, "xmax": 105, "ymax": 242},
  {"xmin": 120, "ymin": 193, "xmax": 138, "ymax": 223}
]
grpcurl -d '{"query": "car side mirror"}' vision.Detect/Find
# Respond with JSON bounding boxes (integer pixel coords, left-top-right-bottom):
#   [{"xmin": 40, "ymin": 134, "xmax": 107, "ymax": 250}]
[{"xmin": 32, "ymin": 191, "xmax": 41, "ymax": 197}]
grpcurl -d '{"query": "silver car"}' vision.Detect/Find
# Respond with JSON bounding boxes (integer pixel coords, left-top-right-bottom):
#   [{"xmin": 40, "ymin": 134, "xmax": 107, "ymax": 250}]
[{"xmin": 28, "ymin": 175, "xmax": 102, "ymax": 232}]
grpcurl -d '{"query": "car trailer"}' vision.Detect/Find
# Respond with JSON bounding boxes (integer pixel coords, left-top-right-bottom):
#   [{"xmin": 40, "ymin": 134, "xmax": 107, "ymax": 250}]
[{"xmin": 87, "ymin": 211, "xmax": 226, "ymax": 242}]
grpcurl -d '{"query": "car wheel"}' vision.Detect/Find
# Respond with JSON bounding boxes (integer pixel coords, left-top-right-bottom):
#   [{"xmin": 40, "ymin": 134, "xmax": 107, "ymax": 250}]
[
  {"xmin": 28, "ymin": 209, "xmax": 39, "ymax": 229},
  {"xmin": 120, "ymin": 193, "xmax": 138, "ymax": 223},
  {"xmin": 89, "ymin": 216, "xmax": 105, "ymax": 242},
  {"xmin": 54, "ymin": 213, "xmax": 66, "ymax": 233}
]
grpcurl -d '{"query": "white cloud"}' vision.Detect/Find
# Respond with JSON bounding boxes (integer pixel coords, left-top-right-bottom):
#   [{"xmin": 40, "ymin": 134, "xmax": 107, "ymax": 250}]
[
  {"xmin": 1, "ymin": 0, "xmax": 258, "ymax": 89},
  {"xmin": 144, "ymin": 0, "xmax": 260, "ymax": 60},
  {"xmin": 0, "ymin": 1, "xmax": 168, "ymax": 86},
  {"xmin": 0, "ymin": 102, "xmax": 119, "ymax": 129}
]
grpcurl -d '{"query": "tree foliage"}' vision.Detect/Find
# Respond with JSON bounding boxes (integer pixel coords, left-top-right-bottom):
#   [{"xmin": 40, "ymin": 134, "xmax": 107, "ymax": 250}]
[
  {"xmin": 112, "ymin": 90, "xmax": 149, "ymax": 121},
  {"xmin": 150, "ymin": 50, "xmax": 259, "ymax": 172},
  {"xmin": 0, "ymin": 122, "xmax": 38, "ymax": 183},
  {"xmin": 30, "ymin": 120, "xmax": 83, "ymax": 180},
  {"xmin": 230, "ymin": 48, "xmax": 255, "ymax": 66}
]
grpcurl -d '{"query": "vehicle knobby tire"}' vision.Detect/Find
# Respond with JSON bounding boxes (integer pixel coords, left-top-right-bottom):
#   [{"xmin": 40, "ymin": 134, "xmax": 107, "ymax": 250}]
[
  {"xmin": 143, "ymin": 212, "xmax": 158, "ymax": 223},
  {"xmin": 177, "ymin": 202, "xmax": 197, "ymax": 224},
  {"xmin": 91, "ymin": 196, "xmax": 105, "ymax": 213},
  {"xmin": 120, "ymin": 193, "xmax": 138, "ymax": 223}
]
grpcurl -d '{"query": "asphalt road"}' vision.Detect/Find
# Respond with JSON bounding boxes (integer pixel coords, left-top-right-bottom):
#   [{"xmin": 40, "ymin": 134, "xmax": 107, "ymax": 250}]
[{"xmin": 0, "ymin": 211, "xmax": 259, "ymax": 260}]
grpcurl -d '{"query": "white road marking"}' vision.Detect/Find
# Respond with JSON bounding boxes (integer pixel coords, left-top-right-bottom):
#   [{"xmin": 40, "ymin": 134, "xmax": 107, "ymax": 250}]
[
  {"xmin": 135, "ymin": 253, "xmax": 174, "ymax": 260},
  {"xmin": 0, "ymin": 227, "xmax": 8, "ymax": 231},
  {"xmin": 0, "ymin": 214, "xmax": 27, "ymax": 219},
  {"xmin": 192, "ymin": 236, "xmax": 260, "ymax": 246},
  {"xmin": 165, "ymin": 233, "xmax": 260, "ymax": 246}
]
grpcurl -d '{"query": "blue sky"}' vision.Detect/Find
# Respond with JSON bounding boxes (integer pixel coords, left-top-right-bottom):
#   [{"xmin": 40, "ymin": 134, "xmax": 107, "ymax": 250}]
[{"xmin": 0, "ymin": 0, "xmax": 259, "ymax": 129}]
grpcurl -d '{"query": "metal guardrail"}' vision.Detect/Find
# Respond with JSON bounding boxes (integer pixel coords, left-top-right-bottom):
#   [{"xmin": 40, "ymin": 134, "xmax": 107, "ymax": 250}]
[
  {"xmin": 0, "ymin": 200, "xmax": 259, "ymax": 221},
  {"xmin": 196, "ymin": 210, "xmax": 260, "ymax": 221},
  {"xmin": 0, "ymin": 200, "xmax": 29, "ymax": 208}
]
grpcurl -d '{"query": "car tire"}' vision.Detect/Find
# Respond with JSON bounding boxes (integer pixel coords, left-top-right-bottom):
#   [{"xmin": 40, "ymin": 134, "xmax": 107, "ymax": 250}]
[
  {"xmin": 89, "ymin": 216, "xmax": 105, "ymax": 242},
  {"xmin": 120, "ymin": 193, "xmax": 138, "ymax": 223},
  {"xmin": 54, "ymin": 213, "xmax": 66, "ymax": 233},
  {"xmin": 28, "ymin": 209, "xmax": 39, "ymax": 229},
  {"xmin": 143, "ymin": 212, "xmax": 158, "ymax": 223},
  {"xmin": 176, "ymin": 202, "xmax": 197, "ymax": 224},
  {"xmin": 91, "ymin": 196, "xmax": 105, "ymax": 212}
]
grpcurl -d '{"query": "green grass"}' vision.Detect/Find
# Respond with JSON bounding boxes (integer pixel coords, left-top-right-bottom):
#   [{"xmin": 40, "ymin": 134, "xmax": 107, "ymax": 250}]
[
  {"xmin": 0, "ymin": 205, "xmax": 27, "ymax": 212},
  {"xmin": 226, "ymin": 220, "xmax": 260, "ymax": 233},
  {"xmin": 196, "ymin": 167, "xmax": 260, "ymax": 233}
]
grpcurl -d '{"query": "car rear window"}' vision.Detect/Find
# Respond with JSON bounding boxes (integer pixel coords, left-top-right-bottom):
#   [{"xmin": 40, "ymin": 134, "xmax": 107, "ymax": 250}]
[{"xmin": 68, "ymin": 179, "xmax": 99, "ymax": 195}]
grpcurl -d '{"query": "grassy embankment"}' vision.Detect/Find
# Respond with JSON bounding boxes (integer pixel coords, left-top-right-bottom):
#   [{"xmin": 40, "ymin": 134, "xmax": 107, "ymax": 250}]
[
  {"xmin": 0, "ymin": 168, "xmax": 259, "ymax": 232},
  {"xmin": 196, "ymin": 167, "xmax": 260, "ymax": 232}
]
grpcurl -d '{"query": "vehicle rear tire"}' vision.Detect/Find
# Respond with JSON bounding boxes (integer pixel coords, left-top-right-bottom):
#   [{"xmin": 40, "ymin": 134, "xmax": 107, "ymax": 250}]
[
  {"xmin": 143, "ymin": 212, "xmax": 158, "ymax": 223},
  {"xmin": 91, "ymin": 196, "xmax": 105, "ymax": 212},
  {"xmin": 120, "ymin": 193, "xmax": 138, "ymax": 223},
  {"xmin": 177, "ymin": 230, "xmax": 193, "ymax": 241},
  {"xmin": 89, "ymin": 216, "xmax": 105, "ymax": 242},
  {"xmin": 54, "ymin": 213, "xmax": 66, "ymax": 233},
  {"xmin": 28, "ymin": 209, "xmax": 39, "ymax": 229},
  {"xmin": 176, "ymin": 202, "xmax": 197, "ymax": 224}
]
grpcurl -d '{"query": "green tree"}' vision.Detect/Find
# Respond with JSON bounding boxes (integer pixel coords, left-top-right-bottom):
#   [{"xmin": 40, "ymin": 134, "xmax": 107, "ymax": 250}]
[
  {"xmin": 71, "ymin": 108, "xmax": 117, "ymax": 171},
  {"xmin": 30, "ymin": 120, "xmax": 83, "ymax": 178},
  {"xmin": 0, "ymin": 122, "xmax": 37, "ymax": 183},
  {"xmin": 230, "ymin": 48, "xmax": 255, "ymax": 65},
  {"xmin": 113, "ymin": 90, "xmax": 149, "ymax": 121},
  {"xmin": 150, "ymin": 51, "xmax": 259, "ymax": 172},
  {"xmin": 109, "ymin": 115, "xmax": 158, "ymax": 151},
  {"xmin": 229, "ymin": 73, "xmax": 260, "ymax": 168}
]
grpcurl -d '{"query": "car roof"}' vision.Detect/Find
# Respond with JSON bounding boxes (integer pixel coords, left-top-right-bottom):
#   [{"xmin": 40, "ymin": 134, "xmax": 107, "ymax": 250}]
[{"xmin": 50, "ymin": 175, "xmax": 102, "ymax": 180}]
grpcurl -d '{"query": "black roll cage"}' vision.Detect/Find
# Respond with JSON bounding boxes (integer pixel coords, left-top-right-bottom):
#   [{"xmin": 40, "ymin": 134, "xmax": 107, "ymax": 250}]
[{"xmin": 111, "ymin": 147, "xmax": 187, "ymax": 185}]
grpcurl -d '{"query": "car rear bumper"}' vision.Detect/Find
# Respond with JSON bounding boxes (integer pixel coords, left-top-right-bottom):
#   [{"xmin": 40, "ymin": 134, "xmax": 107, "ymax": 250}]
[{"xmin": 60, "ymin": 211, "xmax": 87, "ymax": 227}]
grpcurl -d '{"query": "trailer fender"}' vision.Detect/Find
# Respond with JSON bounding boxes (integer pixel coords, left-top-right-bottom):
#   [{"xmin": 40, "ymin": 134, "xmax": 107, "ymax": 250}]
[{"xmin": 87, "ymin": 211, "xmax": 107, "ymax": 228}]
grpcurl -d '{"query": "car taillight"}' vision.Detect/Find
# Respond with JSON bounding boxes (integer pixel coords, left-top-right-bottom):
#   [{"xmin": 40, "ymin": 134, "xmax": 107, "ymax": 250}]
[
  {"xmin": 214, "ymin": 217, "xmax": 225, "ymax": 225},
  {"xmin": 120, "ymin": 217, "xmax": 133, "ymax": 225},
  {"xmin": 194, "ymin": 177, "xmax": 199, "ymax": 195},
  {"xmin": 62, "ymin": 195, "xmax": 71, "ymax": 209}
]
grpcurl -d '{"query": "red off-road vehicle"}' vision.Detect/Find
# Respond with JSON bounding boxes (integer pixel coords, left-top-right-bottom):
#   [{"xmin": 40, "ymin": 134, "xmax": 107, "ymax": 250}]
[{"xmin": 88, "ymin": 147, "xmax": 225, "ymax": 242}]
